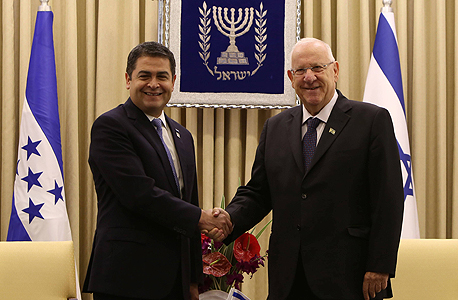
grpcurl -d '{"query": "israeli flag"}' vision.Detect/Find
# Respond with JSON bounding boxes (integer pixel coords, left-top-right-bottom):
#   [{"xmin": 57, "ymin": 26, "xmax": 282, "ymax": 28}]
[
  {"xmin": 363, "ymin": 9, "xmax": 420, "ymax": 239},
  {"xmin": 227, "ymin": 288, "xmax": 251, "ymax": 300}
]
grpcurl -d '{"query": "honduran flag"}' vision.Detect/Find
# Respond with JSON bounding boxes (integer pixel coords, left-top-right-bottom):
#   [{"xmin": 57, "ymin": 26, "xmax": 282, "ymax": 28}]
[
  {"xmin": 7, "ymin": 4, "xmax": 71, "ymax": 242},
  {"xmin": 363, "ymin": 7, "xmax": 420, "ymax": 239},
  {"xmin": 7, "ymin": 4, "xmax": 81, "ymax": 298}
]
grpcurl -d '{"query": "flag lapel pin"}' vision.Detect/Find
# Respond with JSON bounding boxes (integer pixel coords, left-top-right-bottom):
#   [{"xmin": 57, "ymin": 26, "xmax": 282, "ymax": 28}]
[{"xmin": 329, "ymin": 128, "xmax": 336, "ymax": 135}]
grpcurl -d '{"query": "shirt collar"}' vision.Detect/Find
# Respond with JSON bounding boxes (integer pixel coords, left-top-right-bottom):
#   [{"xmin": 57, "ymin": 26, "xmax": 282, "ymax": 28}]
[
  {"xmin": 145, "ymin": 111, "xmax": 167, "ymax": 129},
  {"xmin": 302, "ymin": 90, "xmax": 338, "ymax": 125}
]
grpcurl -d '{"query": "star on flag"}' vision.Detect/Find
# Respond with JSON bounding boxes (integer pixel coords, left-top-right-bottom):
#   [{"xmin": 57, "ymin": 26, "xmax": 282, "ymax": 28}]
[
  {"xmin": 21, "ymin": 136, "xmax": 41, "ymax": 160},
  {"xmin": 22, "ymin": 198, "xmax": 45, "ymax": 224},
  {"xmin": 21, "ymin": 167, "xmax": 43, "ymax": 192}
]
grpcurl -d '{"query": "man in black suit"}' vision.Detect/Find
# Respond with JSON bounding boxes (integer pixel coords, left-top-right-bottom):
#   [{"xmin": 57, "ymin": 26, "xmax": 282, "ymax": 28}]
[
  {"xmin": 217, "ymin": 38, "xmax": 404, "ymax": 300},
  {"xmin": 83, "ymin": 41, "xmax": 231, "ymax": 300}
]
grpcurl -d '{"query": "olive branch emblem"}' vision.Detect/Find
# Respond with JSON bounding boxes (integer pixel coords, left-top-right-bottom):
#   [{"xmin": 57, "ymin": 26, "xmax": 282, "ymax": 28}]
[
  {"xmin": 252, "ymin": 2, "xmax": 267, "ymax": 76},
  {"xmin": 198, "ymin": 1, "xmax": 213, "ymax": 75}
]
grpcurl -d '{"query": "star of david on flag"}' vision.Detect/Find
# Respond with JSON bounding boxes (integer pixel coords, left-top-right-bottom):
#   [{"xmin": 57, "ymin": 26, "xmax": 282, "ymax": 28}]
[
  {"xmin": 363, "ymin": 7, "xmax": 420, "ymax": 239},
  {"xmin": 6, "ymin": 5, "xmax": 81, "ymax": 299}
]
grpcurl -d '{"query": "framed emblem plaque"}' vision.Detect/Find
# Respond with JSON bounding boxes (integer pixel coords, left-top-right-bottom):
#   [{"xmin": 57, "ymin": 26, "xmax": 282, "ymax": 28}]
[{"xmin": 161, "ymin": 0, "xmax": 300, "ymax": 108}]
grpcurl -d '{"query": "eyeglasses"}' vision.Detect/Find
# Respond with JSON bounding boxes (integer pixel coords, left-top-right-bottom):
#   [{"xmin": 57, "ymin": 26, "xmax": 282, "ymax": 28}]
[{"xmin": 290, "ymin": 61, "xmax": 335, "ymax": 76}]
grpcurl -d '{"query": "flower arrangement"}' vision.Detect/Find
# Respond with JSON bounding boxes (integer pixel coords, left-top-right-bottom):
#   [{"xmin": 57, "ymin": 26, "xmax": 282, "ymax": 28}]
[{"xmin": 199, "ymin": 199, "xmax": 271, "ymax": 294}]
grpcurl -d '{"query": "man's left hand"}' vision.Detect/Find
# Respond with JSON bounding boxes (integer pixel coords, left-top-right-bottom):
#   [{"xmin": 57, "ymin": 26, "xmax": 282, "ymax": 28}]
[{"xmin": 362, "ymin": 271, "xmax": 389, "ymax": 300}]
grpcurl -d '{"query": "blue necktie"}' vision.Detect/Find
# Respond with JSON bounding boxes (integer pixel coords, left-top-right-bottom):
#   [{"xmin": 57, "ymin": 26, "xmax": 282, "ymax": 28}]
[
  {"xmin": 152, "ymin": 118, "xmax": 180, "ymax": 191},
  {"xmin": 303, "ymin": 117, "xmax": 321, "ymax": 172}
]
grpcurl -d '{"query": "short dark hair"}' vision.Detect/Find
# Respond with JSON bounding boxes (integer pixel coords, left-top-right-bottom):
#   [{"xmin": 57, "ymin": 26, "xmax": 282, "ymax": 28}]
[{"xmin": 126, "ymin": 41, "xmax": 176, "ymax": 79}]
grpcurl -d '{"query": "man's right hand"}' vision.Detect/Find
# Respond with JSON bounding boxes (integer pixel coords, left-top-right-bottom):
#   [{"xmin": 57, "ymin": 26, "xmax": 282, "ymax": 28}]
[{"xmin": 198, "ymin": 208, "xmax": 232, "ymax": 242}]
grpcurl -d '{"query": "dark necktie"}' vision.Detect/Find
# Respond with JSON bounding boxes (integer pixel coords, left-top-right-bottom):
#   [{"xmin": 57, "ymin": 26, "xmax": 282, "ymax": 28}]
[
  {"xmin": 152, "ymin": 118, "xmax": 180, "ymax": 191},
  {"xmin": 303, "ymin": 117, "xmax": 321, "ymax": 172}
]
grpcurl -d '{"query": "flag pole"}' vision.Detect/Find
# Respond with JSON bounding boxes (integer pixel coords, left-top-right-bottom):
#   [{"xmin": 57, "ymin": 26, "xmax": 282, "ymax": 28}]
[
  {"xmin": 38, "ymin": 0, "xmax": 51, "ymax": 11},
  {"xmin": 158, "ymin": 0, "xmax": 164, "ymax": 45},
  {"xmin": 381, "ymin": 0, "xmax": 393, "ymax": 12}
]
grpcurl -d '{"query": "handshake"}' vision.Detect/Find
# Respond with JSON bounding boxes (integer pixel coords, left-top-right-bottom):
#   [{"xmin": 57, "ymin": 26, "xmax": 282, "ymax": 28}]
[{"xmin": 198, "ymin": 208, "xmax": 233, "ymax": 242}]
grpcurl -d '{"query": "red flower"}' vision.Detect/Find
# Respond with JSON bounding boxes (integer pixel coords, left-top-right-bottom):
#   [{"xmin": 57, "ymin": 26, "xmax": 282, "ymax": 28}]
[
  {"xmin": 202, "ymin": 252, "xmax": 232, "ymax": 277},
  {"xmin": 233, "ymin": 233, "xmax": 260, "ymax": 262},
  {"xmin": 201, "ymin": 233, "xmax": 211, "ymax": 244}
]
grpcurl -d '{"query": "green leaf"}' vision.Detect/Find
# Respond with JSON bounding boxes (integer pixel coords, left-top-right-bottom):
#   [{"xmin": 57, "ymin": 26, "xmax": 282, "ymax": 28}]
[
  {"xmin": 220, "ymin": 194, "xmax": 226, "ymax": 209},
  {"xmin": 255, "ymin": 219, "xmax": 272, "ymax": 239}
]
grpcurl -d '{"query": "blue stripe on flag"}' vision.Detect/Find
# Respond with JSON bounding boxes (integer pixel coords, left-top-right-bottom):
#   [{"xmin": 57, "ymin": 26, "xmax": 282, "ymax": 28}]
[
  {"xmin": 26, "ymin": 11, "xmax": 64, "ymax": 176},
  {"xmin": 233, "ymin": 290, "xmax": 250, "ymax": 300},
  {"xmin": 6, "ymin": 194, "xmax": 32, "ymax": 241},
  {"xmin": 372, "ymin": 13, "xmax": 406, "ymax": 115}
]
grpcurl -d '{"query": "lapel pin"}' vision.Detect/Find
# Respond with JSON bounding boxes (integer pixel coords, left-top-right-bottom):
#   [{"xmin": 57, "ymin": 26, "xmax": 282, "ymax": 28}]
[
  {"xmin": 329, "ymin": 128, "xmax": 336, "ymax": 135},
  {"xmin": 175, "ymin": 129, "xmax": 181, "ymax": 139}
]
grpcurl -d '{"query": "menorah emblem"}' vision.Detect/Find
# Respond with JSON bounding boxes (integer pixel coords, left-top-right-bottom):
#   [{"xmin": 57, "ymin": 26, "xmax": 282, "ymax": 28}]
[{"xmin": 212, "ymin": 6, "xmax": 254, "ymax": 65}]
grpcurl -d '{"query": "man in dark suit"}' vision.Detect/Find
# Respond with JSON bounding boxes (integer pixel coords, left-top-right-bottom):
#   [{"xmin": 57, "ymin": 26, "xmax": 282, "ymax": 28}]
[
  {"xmin": 83, "ymin": 41, "xmax": 231, "ymax": 300},
  {"xmin": 217, "ymin": 38, "xmax": 404, "ymax": 300}
]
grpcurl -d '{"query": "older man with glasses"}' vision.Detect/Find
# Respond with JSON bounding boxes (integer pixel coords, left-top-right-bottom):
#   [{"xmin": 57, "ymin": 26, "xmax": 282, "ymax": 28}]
[{"xmin": 217, "ymin": 38, "xmax": 404, "ymax": 300}]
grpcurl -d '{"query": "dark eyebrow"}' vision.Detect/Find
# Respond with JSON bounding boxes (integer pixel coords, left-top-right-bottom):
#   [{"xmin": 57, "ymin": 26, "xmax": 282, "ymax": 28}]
[
  {"xmin": 137, "ymin": 70, "xmax": 152, "ymax": 77},
  {"xmin": 136, "ymin": 70, "xmax": 170, "ymax": 78},
  {"xmin": 156, "ymin": 71, "xmax": 170, "ymax": 77}
]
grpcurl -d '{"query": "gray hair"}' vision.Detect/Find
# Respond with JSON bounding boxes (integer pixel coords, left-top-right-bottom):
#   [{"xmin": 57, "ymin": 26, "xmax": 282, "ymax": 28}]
[{"xmin": 290, "ymin": 38, "xmax": 335, "ymax": 66}]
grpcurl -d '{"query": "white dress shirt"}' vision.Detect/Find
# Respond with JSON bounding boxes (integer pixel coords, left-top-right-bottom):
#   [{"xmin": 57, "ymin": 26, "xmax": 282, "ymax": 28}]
[{"xmin": 301, "ymin": 90, "xmax": 338, "ymax": 144}]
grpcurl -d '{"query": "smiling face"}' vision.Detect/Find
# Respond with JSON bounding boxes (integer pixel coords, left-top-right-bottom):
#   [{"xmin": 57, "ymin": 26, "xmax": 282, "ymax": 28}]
[
  {"xmin": 125, "ymin": 55, "xmax": 176, "ymax": 117},
  {"xmin": 287, "ymin": 40, "xmax": 339, "ymax": 116}
]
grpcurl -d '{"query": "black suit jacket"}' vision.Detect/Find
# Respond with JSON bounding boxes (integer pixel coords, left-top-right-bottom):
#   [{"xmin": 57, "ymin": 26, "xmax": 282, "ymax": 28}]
[
  {"xmin": 226, "ymin": 91, "xmax": 404, "ymax": 300},
  {"xmin": 83, "ymin": 98, "xmax": 203, "ymax": 299}
]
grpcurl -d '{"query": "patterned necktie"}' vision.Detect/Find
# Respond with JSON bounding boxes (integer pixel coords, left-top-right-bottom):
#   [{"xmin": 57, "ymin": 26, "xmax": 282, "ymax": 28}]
[
  {"xmin": 303, "ymin": 117, "xmax": 321, "ymax": 172},
  {"xmin": 152, "ymin": 118, "xmax": 180, "ymax": 191}
]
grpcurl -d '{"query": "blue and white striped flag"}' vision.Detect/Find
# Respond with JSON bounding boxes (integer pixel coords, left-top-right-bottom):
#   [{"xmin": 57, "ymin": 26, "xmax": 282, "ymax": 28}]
[
  {"xmin": 363, "ymin": 9, "xmax": 420, "ymax": 239},
  {"xmin": 7, "ymin": 7, "xmax": 72, "ymax": 242},
  {"xmin": 7, "ymin": 6, "xmax": 81, "ymax": 299},
  {"xmin": 227, "ymin": 288, "xmax": 251, "ymax": 300}
]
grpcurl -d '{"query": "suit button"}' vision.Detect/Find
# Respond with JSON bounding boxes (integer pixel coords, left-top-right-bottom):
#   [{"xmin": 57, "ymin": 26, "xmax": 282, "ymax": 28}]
[
  {"xmin": 297, "ymin": 225, "xmax": 301, "ymax": 231},
  {"xmin": 301, "ymin": 193, "xmax": 307, "ymax": 199}
]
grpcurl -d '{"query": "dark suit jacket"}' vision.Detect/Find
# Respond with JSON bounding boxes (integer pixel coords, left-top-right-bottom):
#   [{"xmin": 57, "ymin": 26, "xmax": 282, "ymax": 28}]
[
  {"xmin": 226, "ymin": 90, "xmax": 404, "ymax": 300},
  {"xmin": 83, "ymin": 98, "xmax": 203, "ymax": 299}
]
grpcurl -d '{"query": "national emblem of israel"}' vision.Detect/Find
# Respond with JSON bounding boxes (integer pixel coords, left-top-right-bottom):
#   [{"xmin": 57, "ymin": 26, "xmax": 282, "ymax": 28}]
[
  {"xmin": 178, "ymin": 0, "xmax": 285, "ymax": 95},
  {"xmin": 198, "ymin": 1, "xmax": 267, "ymax": 81}
]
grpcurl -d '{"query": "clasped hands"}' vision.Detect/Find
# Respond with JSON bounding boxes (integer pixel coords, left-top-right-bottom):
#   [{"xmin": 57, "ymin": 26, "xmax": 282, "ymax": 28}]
[{"xmin": 198, "ymin": 208, "xmax": 233, "ymax": 242}]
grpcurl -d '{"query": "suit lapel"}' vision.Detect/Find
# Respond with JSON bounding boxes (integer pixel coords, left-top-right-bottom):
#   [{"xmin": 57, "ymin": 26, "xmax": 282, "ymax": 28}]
[
  {"xmin": 124, "ymin": 99, "xmax": 180, "ymax": 196},
  {"xmin": 286, "ymin": 106, "xmax": 306, "ymax": 174},
  {"xmin": 307, "ymin": 94, "xmax": 352, "ymax": 173}
]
